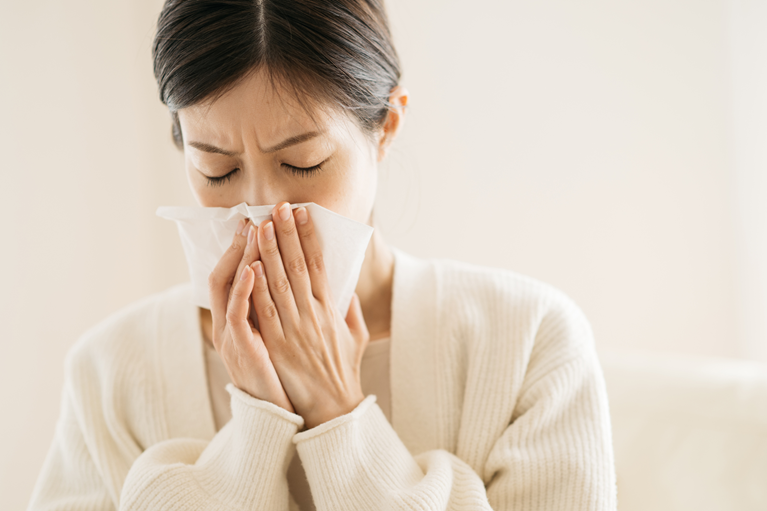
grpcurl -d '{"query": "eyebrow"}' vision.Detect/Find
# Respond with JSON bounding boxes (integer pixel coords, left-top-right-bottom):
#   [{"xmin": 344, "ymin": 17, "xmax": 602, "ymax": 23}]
[{"xmin": 187, "ymin": 130, "xmax": 323, "ymax": 156}]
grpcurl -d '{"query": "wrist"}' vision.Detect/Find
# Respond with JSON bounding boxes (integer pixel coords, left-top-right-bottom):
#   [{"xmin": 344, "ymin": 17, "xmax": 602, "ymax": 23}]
[
  {"xmin": 226, "ymin": 383, "xmax": 304, "ymax": 428},
  {"xmin": 302, "ymin": 393, "xmax": 366, "ymax": 429}
]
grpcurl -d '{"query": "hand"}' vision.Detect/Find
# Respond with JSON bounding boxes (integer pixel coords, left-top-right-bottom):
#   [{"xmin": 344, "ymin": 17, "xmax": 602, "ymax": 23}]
[
  {"xmin": 249, "ymin": 202, "xmax": 370, "ymax": 429},
  {"xmin": 208, "ymin": 218, "xmax": 295, "ymax": 413}
]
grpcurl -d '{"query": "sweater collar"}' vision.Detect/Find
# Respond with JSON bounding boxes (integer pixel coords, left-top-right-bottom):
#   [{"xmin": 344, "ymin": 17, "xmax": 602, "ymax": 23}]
[
  {"xmin": 158, "ymin": 284, "xmax": 218, "ymax": 440},
  {"xmin": 162, "ymin": 247, "xmax": 440, "ymax": 455},
  {"xmin": 389, "ymin": 247, "xmax": 441, "ymax": 455}
]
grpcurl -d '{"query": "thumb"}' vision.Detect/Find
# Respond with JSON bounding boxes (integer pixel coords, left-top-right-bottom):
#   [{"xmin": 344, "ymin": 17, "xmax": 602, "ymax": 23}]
[{"xmin": 345, "ymin": 293, "xmax": 369, "ymax": 346}]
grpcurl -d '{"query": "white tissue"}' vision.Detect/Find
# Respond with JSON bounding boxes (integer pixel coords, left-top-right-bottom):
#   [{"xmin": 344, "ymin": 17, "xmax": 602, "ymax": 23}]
[{"xmin": 156, "ymin": 202, "xmax": 374, "ymax": 315}]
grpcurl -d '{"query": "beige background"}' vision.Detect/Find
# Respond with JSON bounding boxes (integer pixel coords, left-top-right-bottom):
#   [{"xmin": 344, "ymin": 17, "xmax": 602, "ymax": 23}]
[{"xmin": 2, "ymin": 0, "xmax": 765, "ymax": 507}]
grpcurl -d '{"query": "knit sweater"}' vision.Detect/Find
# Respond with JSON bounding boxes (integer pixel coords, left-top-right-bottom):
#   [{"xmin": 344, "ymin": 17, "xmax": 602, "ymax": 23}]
[{"xmin": 28, "ymin": 248, "xmax": 618, "ymax": 510}]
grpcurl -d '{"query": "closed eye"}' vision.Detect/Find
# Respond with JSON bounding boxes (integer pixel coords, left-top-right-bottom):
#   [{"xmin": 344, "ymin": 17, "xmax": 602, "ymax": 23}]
[
  {"xmin": 282, "ymin": 160, "xmax": 326, "ymax": 177},
  {"xmin": 204, "ymin": 168, "xmax": 239, "ymax": 187},
  {"xmin": 203, "ymin": 160, "xmax": 324, "ymax": 185}
]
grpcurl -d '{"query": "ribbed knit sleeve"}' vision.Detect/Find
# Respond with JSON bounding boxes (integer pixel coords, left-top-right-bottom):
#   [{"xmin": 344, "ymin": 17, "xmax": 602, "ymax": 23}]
[
  {"xmin": 29, "ymin": 370, "xmax": 304, "ymax": 510},
  {"xmin": 477, "ymin": 289, "xmax": 617, "ymax": 510},
  {"xmin": 120, "ymin": 383, "xmax": 304, "ymax": 510},
  {"xmin": 28, "ymin": 260, "xmax": 616, "ymax": 510},
  {"xmin": 293, "ymin": 273, "xmax": 616, "ymax": 511},
  {"xmin": 295, "ymin": 359, "xmax": 614, "ymax": 511},
  {"xmin": 27, "ymin": 284, "xmax": 311, "ymax": 511},
  {"xmin": 483, "ymin": 350, "xmax": 615, "ymax": 509},
  {"xmin": 295, "ymin": 396, "xmax": 492, "ymax": 510},
  {"xmin": 27, "ymin": 364, "xmax": 116, "ymax": 511}
]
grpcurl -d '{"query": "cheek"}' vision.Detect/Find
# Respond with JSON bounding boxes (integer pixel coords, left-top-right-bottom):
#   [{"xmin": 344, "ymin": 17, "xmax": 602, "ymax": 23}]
[
  {"xmin": 185, "ymin": 160, "xmax": 235, "ymax": 207},
  {"xmin": 316, "ymin": 146, "xmax": 378, "ymax": 223}
]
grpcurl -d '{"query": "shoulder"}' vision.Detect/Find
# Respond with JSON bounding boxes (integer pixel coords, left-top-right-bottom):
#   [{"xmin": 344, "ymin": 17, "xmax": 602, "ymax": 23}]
[
  {"xmin": 397, "ymin": 249, "xmax": 595, "ymax": 360},
  {"xmin": 424, "ymin": 256, "xmax": 608, "ymax": 410},
  {"xmin": 440, "ymin": 257, "xmax": 590, "ymax": 334},
  {"xmin": 65, "ymin": 282, "xmax": 195, "ymax": 387}
]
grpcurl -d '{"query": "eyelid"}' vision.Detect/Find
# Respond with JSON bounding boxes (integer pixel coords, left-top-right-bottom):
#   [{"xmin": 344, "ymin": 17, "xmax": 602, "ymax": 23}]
[
  {"xmin": 281, "ymin": 161, "xmax": 325, "ymax": 177},
  {"xmin": 203, "ymin": 167, "xmax": 239, "ymax": 186},
  {"xmin": 286, "ymin": 154, "xmax": 329, "ymax": 169}
]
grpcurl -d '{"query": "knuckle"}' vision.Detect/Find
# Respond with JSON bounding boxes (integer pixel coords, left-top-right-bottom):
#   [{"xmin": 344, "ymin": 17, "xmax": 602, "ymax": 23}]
[
  {"xmin": 263, "ymin": 243, "xmax": 281, "ymax": 258},
  {"xmin": 229, "ymin": 238, "xmax": 244, "ymax": 252},
  {"xmin": 262, "ymin": 303, "xmax": 279, "ymax": 320},
  {"xmin": 208, "ymin": 271, "xmax": 222, "ymax": 289},
  {"xmin": 225, "ymin": 309, "xmax": 239, "ymax": 325},
  {"xmin": 299, "ymin": 223, "xmax": 315, "ymax": 239},
  {"xmin": 281, "ymin": 223, "xmax": 297, "ymax": 238},
  {"xmin": 288, "ymin": 256, "xmax": 307, "ymax": 275},
  {"xmin": 306, "ymin": 252, "xmax": 325, "ymax": 274},
  {"xmin": 273, "ymin": 275, "xmax": 291, "ymax": 295}
]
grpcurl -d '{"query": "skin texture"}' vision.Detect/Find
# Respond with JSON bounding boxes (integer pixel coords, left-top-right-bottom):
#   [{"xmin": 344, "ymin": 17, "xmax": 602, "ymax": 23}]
[{"xmin": 178, "ymin": 69, "xmax": 408, "ymax": 427}]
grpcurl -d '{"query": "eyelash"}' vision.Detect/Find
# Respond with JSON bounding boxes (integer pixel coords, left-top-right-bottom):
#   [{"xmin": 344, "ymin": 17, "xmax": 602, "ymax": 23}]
[
  {"xmin": 205, "ymin": 168, "xmax": 239, "ymax": 187},
  {"xmin": 203, "ymin": 162, "xmax": 324, "ymax": 186},
  {"xmin": 282, "ymin": 162, "xmax": 324, "ymax": 177}
]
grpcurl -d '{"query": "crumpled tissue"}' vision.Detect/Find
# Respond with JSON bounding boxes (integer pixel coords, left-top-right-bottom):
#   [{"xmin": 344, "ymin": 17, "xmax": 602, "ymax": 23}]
[{"xmin": 156, "ymin": 202, "xmax": 374, "ymax": 314}]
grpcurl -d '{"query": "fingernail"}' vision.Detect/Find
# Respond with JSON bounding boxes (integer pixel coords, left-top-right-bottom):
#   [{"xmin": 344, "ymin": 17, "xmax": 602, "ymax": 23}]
[
  {"xmin": 295, "ymin": 207, "xmax": 308, "ymax": 225},
  {"xmin": 247, "ymin": 225, "xmax": 256, "ymax": 245},
  {"xmin": 235, "ymin": 219, "xmax": 246, "ymax": 236},
  {"xmin": 253, "ymin": 261, "xmax": 263, "ymax": 277},
  {"xmin": 240, "ymin": 265, "xmax": 250, "ymax": 281},
  {"xmin": 278, "ymin": 202, "xmax": 291, "ymax": 222},
  {"xmin": 264, "ymin": 221, "xmax": 275, "ymax": 240}
]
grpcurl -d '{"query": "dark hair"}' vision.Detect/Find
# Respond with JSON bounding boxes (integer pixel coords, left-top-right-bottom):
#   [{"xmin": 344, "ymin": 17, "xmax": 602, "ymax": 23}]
[{"xmin": 152, "ymin": 0, "xmax": 401, "ymax": 148}]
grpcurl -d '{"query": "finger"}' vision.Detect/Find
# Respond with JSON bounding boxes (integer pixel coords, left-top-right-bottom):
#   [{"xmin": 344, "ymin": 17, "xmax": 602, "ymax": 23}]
[
  {"xmin": 250, "ymin": 260, "xmax": 286, "ymax": 348},
  {"xmin": 226, "ymin": 264, "xmax": 256, "ymax": 354},
  {"xmin": 272, "ymin": 202, "xmax": 313, "ymax": 311},
  {"xmin": 209, "ymin": 218, "xmax": 248, "ymax": 340},
  {"xmin": 233, "ymin": 221, "xmax": 261, "ymax": 295},
  {"xmin": 257, "ymin": 218, "xmax": 300, "ymax": 324},
  {"xmin": 293, "ymin": 206, "xmax": 332, "ymax": 303},
  {"xmin": 345, "ymin": 293, "xmax": 369, "ymax": 344}
]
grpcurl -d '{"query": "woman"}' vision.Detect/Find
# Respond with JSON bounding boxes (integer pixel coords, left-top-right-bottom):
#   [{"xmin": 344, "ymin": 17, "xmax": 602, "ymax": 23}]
[{"xmin": 29, "ymin": 0, "xmax": 617, "ymax": 509}]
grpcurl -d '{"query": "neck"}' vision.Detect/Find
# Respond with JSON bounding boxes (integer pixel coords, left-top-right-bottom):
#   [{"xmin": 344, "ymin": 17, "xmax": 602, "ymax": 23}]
[{"xmin": 354, "ymin": 228, "xmax": 394, "ymax": 341}]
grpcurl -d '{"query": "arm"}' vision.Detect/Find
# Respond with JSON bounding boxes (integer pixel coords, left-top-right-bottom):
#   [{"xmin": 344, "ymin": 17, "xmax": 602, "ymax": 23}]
[
  {"xmin": 29, "ymin": 378, "xmax": 302, "ymax": 511},
  {"xmin": 28, "ymin": 342, "xmax": 303, "ymax": 511},
  {"xmin": 28, "ymin": 375, "xmax": 116, "ymax": 511},
  {"xmin": 293, "ymin": 322, "xmax": 616, "ymax": 510},
  {"xmin": 293, "ymin": 395, "xmax": 492, "ymax": 511},
  {"xmin": 485, "ymin": 351, "xmax": 616, "ymax": 509},
  {"xmin": 121, "ymin": 384, "xmax": 303, "ymax": 511},
  {"xmin": 30, "ymin": 218, "xmax": 302, "ymax": 510}
]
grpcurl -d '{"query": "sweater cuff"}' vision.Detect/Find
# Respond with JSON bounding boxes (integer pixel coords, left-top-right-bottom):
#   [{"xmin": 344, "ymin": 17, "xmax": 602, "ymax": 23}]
[
  {"xmin": 226, "ymin": 383, "xmax": 305, "ymax": 428},
  {"xmin": 293, "ymin": 394, "xmax": 423, "ymax": 508},
  {"xmin": 192, "ymin": 384, "xmax": 304, "ymax": 505}
]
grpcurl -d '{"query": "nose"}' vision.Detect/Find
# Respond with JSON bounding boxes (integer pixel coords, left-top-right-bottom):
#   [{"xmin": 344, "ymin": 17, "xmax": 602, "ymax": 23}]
[{"xmin": 242, "ymin": 168, "xmax": 300, "ymax": 207}]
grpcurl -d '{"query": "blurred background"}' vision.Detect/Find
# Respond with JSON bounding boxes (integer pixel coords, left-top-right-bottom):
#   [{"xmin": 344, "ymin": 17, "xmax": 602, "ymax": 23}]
[{"xmin": 2, "ymin": 0, "xmax": 766, "ymax": 509}]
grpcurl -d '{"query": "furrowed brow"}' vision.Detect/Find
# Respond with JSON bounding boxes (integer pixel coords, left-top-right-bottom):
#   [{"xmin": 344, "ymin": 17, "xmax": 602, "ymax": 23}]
[{"xmin": 187, "ymin": 141, "xmax": 239, "ymax": 157}]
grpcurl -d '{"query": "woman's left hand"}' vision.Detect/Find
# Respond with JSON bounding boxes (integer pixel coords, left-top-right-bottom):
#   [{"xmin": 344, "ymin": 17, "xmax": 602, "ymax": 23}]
[{"xmin": 249, "ymin": 202, "xmax": 370, "ymax": 429}]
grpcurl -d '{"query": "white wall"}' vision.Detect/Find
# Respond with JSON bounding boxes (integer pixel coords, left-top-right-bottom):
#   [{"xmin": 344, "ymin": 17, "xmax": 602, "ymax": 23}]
[
  {"xmin": 730, "ymin": 0, "xmax": 767, "ymax": 364},
  {"xmin": 0, "ymin": 1, "xmax": 191, "ymax": 508},
  {"xmin": 380, "ymin": 0, "xmax": 741, "ymax": 361},
  {"xmin": 1, "ymin": 0, "xmax": 764, "ymax": 507}
]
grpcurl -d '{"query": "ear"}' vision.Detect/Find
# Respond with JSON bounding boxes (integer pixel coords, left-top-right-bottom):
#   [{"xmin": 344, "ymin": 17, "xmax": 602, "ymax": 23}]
[{"xmin": 376, "ymin": 85, "xmax": 409, "ymax": 162}]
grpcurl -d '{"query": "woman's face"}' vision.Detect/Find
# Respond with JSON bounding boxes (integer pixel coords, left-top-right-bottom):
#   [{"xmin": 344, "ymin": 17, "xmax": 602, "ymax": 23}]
[{"xmin": 176, "ymin": 69, "xmax": 386, "ymax": 224}]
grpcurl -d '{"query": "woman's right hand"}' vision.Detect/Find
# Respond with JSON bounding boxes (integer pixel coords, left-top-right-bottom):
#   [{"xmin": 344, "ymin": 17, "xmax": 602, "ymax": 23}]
[{"xmin": 208, "ymin": 218, "xmax": 295, "ymax": 413}]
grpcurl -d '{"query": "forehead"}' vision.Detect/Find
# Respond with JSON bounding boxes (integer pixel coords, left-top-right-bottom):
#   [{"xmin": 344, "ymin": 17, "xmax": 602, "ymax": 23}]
[{"xmin": 177, "ymin": 69, "xmax": 344, "ymax": 148}]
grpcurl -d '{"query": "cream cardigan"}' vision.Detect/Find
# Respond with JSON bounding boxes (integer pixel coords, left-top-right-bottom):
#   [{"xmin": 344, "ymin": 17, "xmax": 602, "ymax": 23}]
[{"xmin": 28, "ymin": 248, "xmax": 617, "ymax": 510}]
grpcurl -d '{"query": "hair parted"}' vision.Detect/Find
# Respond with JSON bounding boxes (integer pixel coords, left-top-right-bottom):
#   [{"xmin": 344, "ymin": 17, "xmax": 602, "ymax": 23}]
[{"xmin": 152, "ymin": 0, "xmax": 401, "ymax": 148}]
